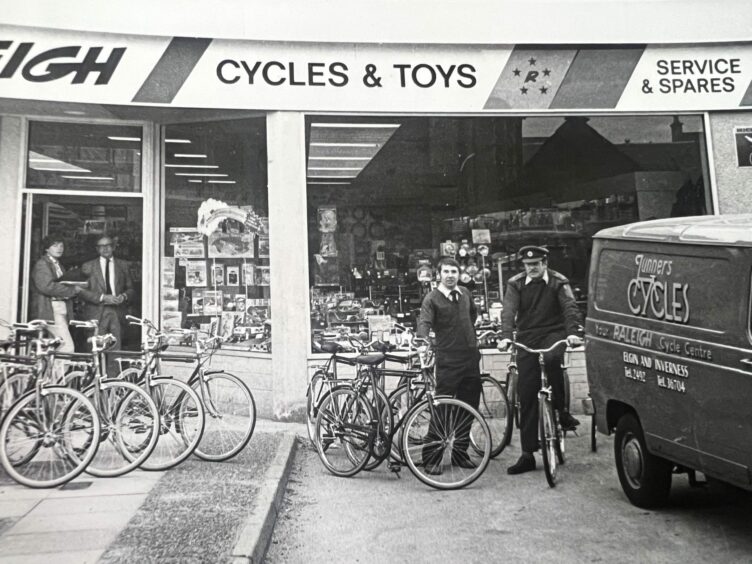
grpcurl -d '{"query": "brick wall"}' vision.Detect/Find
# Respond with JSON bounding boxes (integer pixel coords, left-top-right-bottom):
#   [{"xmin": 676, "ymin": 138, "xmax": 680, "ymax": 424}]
[{"xmin": 481, "ymin": 349, "xmax": 588, "ymax": 414}]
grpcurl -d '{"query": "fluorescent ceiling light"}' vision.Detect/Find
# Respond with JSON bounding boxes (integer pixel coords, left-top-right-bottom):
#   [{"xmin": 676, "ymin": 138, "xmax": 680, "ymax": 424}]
[
  {"xmin": 308, "ymin": 167, "xmax": 363, "ymax": 171},
  {"xmin": 174, "ymin": 153, "xmax": 207, "ymax": 158},
  {"xmin": 63, "ymin": 110, "xmax": 87, "ymax": 116},
  {"xmin": 308, "ymin": 181, "xmax": 351, "ymax": 185},
  {"xmin": 307, "ymin": 175, "xmax": 358, "ymax": 179},
  {"xmin": 311, "ymin": 123, "xmax": 400, "ymax": 129},
  {"xmin": 308, "ymin": 157, "xmax": 370, "ymax": 161},
  {"xmin": 310, "ymin": 142, "xmax": 379, "ymax": 148},
  {"xmin": 165, "ymin": 138, "xmax": 191, "ymax": 144},
  {"xmin": 188, "ymin": 179, "xmax": 203, "ymax": 183},
  {"xmin": 28, "ymin": 151, "xmax": 90, "ymax": 173},
  {"xmin": 207, "ymin": 180, "xmax": 236, "ymax": 184},
  {"xmin": 165, "ymin": 164, "xmax": 219, "ymax": 169},
  {"xmin": 60, "ymin": 175, "xmax": 113, "ymax": 180},
  {"xmin": 107, "ymin": 136, "xmax": 141, "ymax": 142},
  {"xmin": 174, "ymin": 172, "xmax": 228, "ymax": 177}
]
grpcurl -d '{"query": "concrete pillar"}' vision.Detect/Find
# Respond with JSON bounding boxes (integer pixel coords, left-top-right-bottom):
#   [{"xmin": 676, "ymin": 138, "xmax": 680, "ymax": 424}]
[
  {"xmin": 0, "ymin": 116, "xmax": 23, "ymax": 332},
  {"xmin": 267, "ymin": 111, "xmax": 309, "ymax": 419}
]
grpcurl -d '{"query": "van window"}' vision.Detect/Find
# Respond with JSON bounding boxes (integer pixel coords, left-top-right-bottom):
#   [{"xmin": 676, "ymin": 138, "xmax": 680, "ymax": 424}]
[{"xmin": 594, "ymin": 248, "xmax": 733, "ymax": 332}]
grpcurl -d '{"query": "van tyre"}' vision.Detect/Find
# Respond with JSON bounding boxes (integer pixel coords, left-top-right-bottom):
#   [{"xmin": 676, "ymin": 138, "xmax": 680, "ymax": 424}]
[{"xmin": 614, "ymin": 414, "xmax": 672, "ymax": 508}]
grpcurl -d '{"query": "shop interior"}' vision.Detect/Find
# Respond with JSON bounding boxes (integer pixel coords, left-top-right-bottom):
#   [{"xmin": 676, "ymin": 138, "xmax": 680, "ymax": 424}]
[{"xmin": 306, "ymin": 115, "xmax": 710, "ymax": 350}]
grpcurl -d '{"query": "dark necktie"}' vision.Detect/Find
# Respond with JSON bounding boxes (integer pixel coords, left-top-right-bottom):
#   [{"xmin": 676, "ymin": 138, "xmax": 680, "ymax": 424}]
[
  {"xmin": 451, "ymin": 290, "xmax": 460, "ymax": 303},
  {"xmin": 104, "ymin": 259, "xmax": 114, "ymax": 294}
]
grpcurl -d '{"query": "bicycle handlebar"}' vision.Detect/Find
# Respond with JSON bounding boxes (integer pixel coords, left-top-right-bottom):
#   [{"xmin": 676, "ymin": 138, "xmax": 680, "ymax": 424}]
[
  {"xmin": 510, "ymin": 339, "xmax": 583, "ymax": 354},
  {"xmin": 70, "ymin": 319, "xmax": 99, "ymax": 330}
]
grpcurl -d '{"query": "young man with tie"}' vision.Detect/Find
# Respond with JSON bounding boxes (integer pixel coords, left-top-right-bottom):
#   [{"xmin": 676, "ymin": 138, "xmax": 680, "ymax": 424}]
[
  {"xmin": 416, "ymin": 257, "xmax": 482, "ymax": 475},
  {"xmin": 80, "ymin": 236, "xmax": 135, "ymax": 356}
]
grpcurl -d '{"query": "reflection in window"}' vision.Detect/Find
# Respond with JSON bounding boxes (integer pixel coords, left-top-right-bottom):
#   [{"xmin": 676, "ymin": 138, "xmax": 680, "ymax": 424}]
[
  {"xmin": 26, "ymin": 121, "xmax": 142, "ymax": 192},
  {"xmin": 161, "ymin": 118, "xmax": 270, "ymax": 352},
  {"xmin": 306, "ymin": 115, "xmax": 710, "ymax": 351}
]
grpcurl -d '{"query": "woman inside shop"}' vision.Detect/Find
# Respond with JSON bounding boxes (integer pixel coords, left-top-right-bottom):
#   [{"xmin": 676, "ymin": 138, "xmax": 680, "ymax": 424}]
[{"xmin": 30, "ymin": 234, "xmax": 84, "ymax": 353}]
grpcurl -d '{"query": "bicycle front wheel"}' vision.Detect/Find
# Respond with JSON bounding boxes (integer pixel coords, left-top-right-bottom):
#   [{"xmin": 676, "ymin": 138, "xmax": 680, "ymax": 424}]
[
  {"xmin": 387, "ymin": 383, "xmax": 425, "ymax": 465},
  {"xmin": 306, "ymin": 370, "xmax": 327, "ymax": 446},
  {"xmin": 0, "ymin": 387, "xmax": 100, "ymax": 488},
  {"xmin": 475, "ymin": 376, "xmax": 511, "ymax": 458},
  {"xmin": 314, "ymin": 387, "xmax": 373, "ymax": 477},
  {"xmin": 140, "ymin": 378, "xmax": 205, "ymax": 471},
  {"xmin": 402, "ymin": 397, "xmax": 491, "ymax": 490},
  {"xmin": 363, "ymin": 384, "xmax": 393, "ymax": 471},
  {"xmin": 192, "ymin": 372, "xmax": 256, "ymax": 461},
  {"xmin": 82, "ymin": 380, "xmax": 160, "ymax": 478},
  {"xmin": 539, "ymin": 396, "xmax": 558, "ymax": 487}
]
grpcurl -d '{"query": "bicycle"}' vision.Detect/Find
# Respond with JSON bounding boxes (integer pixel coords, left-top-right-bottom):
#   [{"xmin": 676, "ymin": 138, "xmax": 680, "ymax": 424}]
[
  {"xmin": 509, "ymin": 339, "xmax": 582, "ymax": 488},
  {"xmin": 0, "ymin": 319, "xmax": 48, "ymax": 418},
  {"xmin": 0, "ymin": 324, "xmax": 101, "ymax": 488},
  {"xmin": 58, "ymin": 320, "xmax": 160, "ymax": 478},
  {"xmin": 120, "ymin": 316, "xmax": 255, "ymax": 462},
  {"xmin": 110, "ymin": 317, "xmax": 206, "ymax": 470},
  {"xmin": 313, "ymin": 337, "xmax": 492, "ymax": 490}
]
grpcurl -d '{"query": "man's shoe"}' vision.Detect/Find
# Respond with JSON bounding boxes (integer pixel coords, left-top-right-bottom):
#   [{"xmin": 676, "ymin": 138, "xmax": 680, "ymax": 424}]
[
  {"xmin": 424, "ymin": 463, "xmax": 443, "ymax": 475},
  {"xmin": 559, "ymin": 411, "xmax": 581, "ymax": 431},
  {"xmin": 507, "ymin": 453, "xmax": 536, "ymax": 475},
  {"xmin": 452, "ymin": 454, "xmax": 478, "ymax": 469}
]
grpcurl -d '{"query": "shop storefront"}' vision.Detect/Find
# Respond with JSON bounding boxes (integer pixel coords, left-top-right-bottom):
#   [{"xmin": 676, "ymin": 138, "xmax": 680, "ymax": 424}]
[{"xmin": 1, "ymin": 6, "xmax": 752, "ymax": 418}]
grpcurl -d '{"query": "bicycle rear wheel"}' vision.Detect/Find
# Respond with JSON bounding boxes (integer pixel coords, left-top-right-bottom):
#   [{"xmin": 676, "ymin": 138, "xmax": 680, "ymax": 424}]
[
  {"xmin": 539, "ymin": 396, "xmax": 558, "ymax": 487},
  {"xmin": 314, "ymin": 387, "xmax": 373, "ymax": 477},
  {"xmin": 192, "ymin": 372, "xmax": 256, "ymax": 461},
  {"xmin": 0, "ymin": 370, "xmax": 34, "ymax": 419},
  {"xmin": 0, "ymin": 387, "xmax": 100, "ymax": 488},
  {"xmin": 140, "ymin": 378, "xmax": 205, "ymax": 471},
  {"xmin": 475, "ymin": 376, "xmax": 511, "ymax": 458},
  {"xmin": 82, "ymin": 380, "xmax": 160, "ymax": 477},
  {"xmin": 402, "ymin": 397, "xmax": 491, "ymax": 490}
]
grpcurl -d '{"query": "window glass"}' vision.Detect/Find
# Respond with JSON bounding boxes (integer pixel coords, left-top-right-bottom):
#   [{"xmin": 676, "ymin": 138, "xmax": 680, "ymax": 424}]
[
  {"xmin": 161, "ymin": 118, "xmax": 270, "ymax": 352},
  {"xmin": 306, "ymin": 115, "xmax": 710, "ymax": 351},
  {"xmin": 27, "ymin": 121, "xmax": 142, "ymax": 192}
]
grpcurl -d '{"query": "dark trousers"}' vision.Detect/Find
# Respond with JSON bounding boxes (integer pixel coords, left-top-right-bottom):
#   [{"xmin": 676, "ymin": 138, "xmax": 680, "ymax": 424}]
[
  {"xmin": 517, "ymin": 346, "xmax": 566, "ymax": 454},
  {"xmin": 422, "ymin": 350, "xmax": 482, "ymax": 465}
]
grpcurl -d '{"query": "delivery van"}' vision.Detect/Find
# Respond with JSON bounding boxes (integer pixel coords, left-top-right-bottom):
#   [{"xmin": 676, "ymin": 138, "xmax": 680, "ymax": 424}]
[{"xmin": 585, "ymin": 214, "xmax": 752, "ymax": 508}]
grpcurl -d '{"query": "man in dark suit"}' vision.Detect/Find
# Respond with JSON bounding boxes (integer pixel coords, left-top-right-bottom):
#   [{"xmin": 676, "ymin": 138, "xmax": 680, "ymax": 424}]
[{"xmin": 80, "ymin": 236, "xmax": 135, "ymax": 358}]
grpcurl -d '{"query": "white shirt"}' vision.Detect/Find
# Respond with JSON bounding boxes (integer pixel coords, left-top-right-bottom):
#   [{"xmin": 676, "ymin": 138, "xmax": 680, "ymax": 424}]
[
  {"xmin": 100, "ymin": 256, "xmax": 116, "ymax": 293},
  {"xmin": 438, "ymin": 284, "xmax": 461, "ymax": 301},
  {"xmin": 524, "ymin": 270, "xmax": 549, "ymax": 285}
]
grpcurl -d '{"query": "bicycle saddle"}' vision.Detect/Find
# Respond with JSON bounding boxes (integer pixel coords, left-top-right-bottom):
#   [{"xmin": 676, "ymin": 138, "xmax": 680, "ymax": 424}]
[{"xmin": 354, "ymin": 353, "xmax": 385, "ymax": 366}]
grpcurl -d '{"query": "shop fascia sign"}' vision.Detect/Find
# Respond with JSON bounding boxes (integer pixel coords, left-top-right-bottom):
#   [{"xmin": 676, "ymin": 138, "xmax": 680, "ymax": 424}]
[{"xmin": 2, "ymin": 24, "xmax": 752, "ymax": 112}]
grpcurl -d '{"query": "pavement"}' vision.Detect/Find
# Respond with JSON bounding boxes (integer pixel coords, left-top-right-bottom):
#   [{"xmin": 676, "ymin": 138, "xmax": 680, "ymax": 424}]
[{"xmin": 0, "ymin": 419, "xmax": 304, "ymax": 564}]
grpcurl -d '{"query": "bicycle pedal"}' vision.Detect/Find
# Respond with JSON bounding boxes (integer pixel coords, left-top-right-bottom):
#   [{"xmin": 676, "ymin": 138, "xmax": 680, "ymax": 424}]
[{"xmin": 388, "ymin": 461, "xmax": 402, "ymax": 475}]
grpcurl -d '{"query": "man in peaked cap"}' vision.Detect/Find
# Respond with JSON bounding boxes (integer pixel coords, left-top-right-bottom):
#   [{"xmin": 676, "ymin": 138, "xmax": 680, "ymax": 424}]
[{"xmin": 498, "ymin": 245, "xmax": 583, "ymax": 475}]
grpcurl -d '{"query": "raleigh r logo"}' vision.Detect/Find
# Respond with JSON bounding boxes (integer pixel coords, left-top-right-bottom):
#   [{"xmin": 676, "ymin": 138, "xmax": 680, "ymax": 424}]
[{"xmin": 0, "ymin": 41, "xmax": 125, "ymax": 84}]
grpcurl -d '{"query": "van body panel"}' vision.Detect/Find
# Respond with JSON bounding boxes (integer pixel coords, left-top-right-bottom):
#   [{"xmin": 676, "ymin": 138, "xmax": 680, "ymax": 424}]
[{"xmin": 586, "ymin": 214, "xmax": 752, "ymax": 492}]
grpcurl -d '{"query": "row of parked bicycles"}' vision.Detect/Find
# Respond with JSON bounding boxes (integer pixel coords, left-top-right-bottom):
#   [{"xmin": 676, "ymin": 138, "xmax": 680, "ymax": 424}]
[
  {"xmin": 306, "ymin": 326, "xmax": 583, "ymax": 490},
  {"xmin": 0, "ymin": 316, "xmax": 256, "ymax": 488}
]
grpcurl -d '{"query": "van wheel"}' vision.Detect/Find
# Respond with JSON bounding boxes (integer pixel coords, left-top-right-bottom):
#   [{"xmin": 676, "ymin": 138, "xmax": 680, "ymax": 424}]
[{"xmin": 614, "ymin": 413, "xmax": 672, "ymax": 508}]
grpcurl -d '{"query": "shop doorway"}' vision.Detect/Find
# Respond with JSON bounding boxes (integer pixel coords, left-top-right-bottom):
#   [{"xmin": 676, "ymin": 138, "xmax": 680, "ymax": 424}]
[{"xmin": 20, "ymin": 193, "xmax": 143, "ymax": 351}]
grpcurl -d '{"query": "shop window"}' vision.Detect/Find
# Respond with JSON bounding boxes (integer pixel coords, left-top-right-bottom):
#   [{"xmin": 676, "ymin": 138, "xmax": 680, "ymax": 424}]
[
  {"xmin": 26, "ymin": 121, "xmax": 142, "ymax": 192},
  {"xmin": 161, "ymin": 118, "xmax": 270, "ymax": 352},
  {"xmin": 306, "ymin": 115, "xmax": 710, "ymax": 351}
]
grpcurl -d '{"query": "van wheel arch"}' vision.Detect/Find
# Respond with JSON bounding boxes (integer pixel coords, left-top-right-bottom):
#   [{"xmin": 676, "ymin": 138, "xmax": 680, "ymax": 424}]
[
  {"xmin": 614, "ymin": 413, "xmax": 672, "ymax": 508},
  {"xmin": 605, "ymin": 400, "xmax": 635, "ymax": 433}
]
